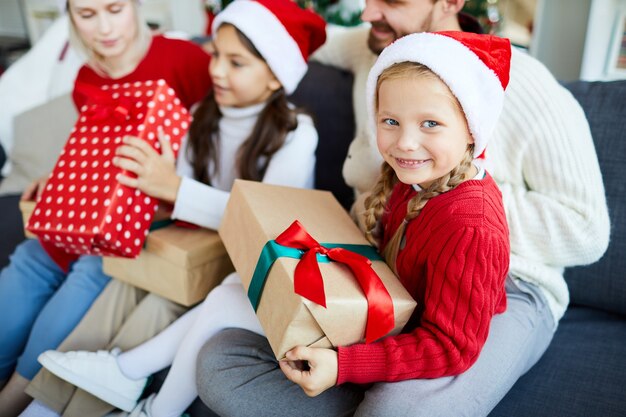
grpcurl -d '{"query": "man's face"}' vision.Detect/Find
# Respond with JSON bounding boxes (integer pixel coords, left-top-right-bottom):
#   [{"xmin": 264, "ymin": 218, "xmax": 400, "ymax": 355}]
[{"xmin": 362, "ymin": 0, "xmax": 438, "ymax": 54}]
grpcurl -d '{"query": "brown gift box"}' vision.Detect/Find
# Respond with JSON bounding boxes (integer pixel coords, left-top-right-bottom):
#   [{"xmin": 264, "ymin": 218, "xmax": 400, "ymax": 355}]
[
  {"xmin": 219, "ymin": 180, "xmax": 417, "ymax": 359},
  {"xmin": 19, "ymin": 200, "xmax": 36, "ymax": 238},
  {"xmin": 103, "ymin": 225, "xmax": 234, "ymax": 306}
]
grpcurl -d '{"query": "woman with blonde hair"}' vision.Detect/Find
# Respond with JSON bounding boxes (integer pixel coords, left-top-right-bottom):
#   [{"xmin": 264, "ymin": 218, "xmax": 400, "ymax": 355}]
[{"xmin": 0, "ymin": 1, "xmax": 211, "ymax": 415}]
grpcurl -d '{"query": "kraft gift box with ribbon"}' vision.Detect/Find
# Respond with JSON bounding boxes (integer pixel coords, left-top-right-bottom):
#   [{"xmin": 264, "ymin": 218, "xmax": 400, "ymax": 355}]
[
  {"xmin": 219, "ymin": 180, "xmax": 417, "ymax": 359},
  {"xmin": 103, "ymin": 223, "xmax": 234, "ymax": 306},
  {"xmin": 26, "ymin": 80, "xmax": 191, "ymax": 271}
]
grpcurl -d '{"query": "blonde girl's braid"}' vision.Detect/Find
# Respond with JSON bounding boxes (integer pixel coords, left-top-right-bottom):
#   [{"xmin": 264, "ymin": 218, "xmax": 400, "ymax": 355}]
[
  {"xmin": 363, "ymin": 62, "xmax": 431, "ymax": 250},
  {"xmin": 382, "ymin": 145, "xmax": 475, "ymax": 272},
  {"xmin": 364, "ymin": 162, "xmax": 397, "ymax": 247}
]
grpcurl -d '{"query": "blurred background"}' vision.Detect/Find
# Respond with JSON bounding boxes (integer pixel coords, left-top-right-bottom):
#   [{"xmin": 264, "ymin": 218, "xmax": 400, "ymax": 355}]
[{"xmin": 0, "ymin": 0, "xmax": 625, "ymax": 81}]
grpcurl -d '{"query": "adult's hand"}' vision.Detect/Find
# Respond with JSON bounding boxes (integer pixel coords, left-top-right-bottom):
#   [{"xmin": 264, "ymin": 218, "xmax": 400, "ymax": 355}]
[{"xmin": 21, "ymin": 175, "xmax": 48, "ymax": 201}]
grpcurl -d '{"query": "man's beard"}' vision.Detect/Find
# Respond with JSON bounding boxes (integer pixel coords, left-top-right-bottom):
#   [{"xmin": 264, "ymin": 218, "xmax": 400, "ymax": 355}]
[
  {"xmin": 366, "ymin": 22, "xmax": 395, "ymax": 55},
  {"xmin": 366, "ymin": 12, "xmax": 435, "ymax": 55}
]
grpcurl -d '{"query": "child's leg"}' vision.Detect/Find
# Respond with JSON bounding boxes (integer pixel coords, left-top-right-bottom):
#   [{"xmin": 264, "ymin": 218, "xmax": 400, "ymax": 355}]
[
  {"xmin": 61, "ymin": 294, "xmax": 187, "ymax": 417},
  {"xmin": 116, "ymin": 303, "xmax": 201, "ymax": 379},
  {"xmin": 0, "ymin": 240, "xmax": 66, "ymax": 380},
  {"xmin": 150, "ymin": 273, "xmax": 263, "ymax": 417},
  {"xmin": 25, "ymin": 280, "xmax": 148, "ymax": 413},
  {"xmin": 354, "ymin": 277, "xmax": 555, "ymax": 417},
  {"xmin": 197, "ymin": 329, "xmax": 363, "ymax": 417},
  {"xmin": 16, "ymin": 254, "xmax": 110, "ymax": 380}
]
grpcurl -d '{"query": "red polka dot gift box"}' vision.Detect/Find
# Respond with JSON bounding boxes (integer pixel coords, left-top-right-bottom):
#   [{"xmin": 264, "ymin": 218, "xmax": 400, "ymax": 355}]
[{"xmin": 26, "ymin": 79, "xmax": 191, "ymax": 272}]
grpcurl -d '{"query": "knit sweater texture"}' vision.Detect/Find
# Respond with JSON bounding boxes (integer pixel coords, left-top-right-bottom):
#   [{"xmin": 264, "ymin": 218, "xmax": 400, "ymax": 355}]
[
  {"xmin": 337, "ymin": 175, "xmax": 509, "ymax": 384},
  {"xmin": 72, "ymin": 35, "xmax": 212, "ymax": 110},
  {"xmin": 314, "ymin": 26, "xmax": 610, "ymax": 323}
]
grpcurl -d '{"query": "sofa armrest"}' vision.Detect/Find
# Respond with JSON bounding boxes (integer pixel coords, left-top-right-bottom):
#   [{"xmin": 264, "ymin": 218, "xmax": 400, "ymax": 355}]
[{"xmin": 563, "ymin": 80, "xmax": 626, "ymax": 316}]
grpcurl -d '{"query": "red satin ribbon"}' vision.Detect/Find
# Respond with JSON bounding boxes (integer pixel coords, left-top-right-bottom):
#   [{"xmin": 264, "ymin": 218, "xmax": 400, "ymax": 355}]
[
  {"xmin": 75, "ymin": 82, "xmax": 133, "ymax": 122},
  {"xmin": 275, "ymin": 220, "xmax": 395, "ymax": 344}
]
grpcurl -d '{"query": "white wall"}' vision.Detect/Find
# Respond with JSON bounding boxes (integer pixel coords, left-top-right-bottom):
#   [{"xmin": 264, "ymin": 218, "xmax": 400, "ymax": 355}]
[
  {"xmin": 0, "ymin": 0, "xmax": 27, "ymax": 37},
  {"xmin": 580, "ymin": 0, "xmax": 626, "ymax": 80},
  {"xmin": 530, "ymin": 0, "xmax": 592, "ymax": 81},
  {"xmin": 141, "ymin": 0, "xmax": 206, "ymax": 36},
  {"xmin": 0, "ymin": 0, "xmax": 206, "ymax": 44},
  {"xmin": 531, "ymin": 0, "xmax": 626, "ymax": 81}
]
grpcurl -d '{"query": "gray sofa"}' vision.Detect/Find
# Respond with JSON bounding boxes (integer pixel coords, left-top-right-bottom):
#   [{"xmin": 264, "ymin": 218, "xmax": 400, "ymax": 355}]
[{"xmin": 1, "ymin": 63, "xmax": 624, "ymax": 416}]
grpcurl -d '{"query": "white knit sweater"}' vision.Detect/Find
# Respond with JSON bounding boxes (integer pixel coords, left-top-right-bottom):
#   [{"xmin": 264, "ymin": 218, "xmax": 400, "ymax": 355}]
[
  {"xmin": 313, "ymin": 26, "xmax": 610, "ymax": 323},
  {"xmin": 172, "ymin": 102, "xmax": 318, "ymax": 230}
]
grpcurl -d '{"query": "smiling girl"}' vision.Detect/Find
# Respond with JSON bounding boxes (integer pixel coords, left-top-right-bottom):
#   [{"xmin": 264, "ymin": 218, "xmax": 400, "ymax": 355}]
[{"xmin": 278, "ymin": 30, "xmax": 512, "ymax": 412}]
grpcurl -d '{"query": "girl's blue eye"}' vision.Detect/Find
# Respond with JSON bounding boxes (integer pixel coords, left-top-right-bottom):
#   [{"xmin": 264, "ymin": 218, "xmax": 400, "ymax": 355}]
[
  {"xmin": 383, "ymin": 118, "xmax": 399, "ymax": 126},
  {"xmin": 422, "ymin": 120, "xmax": 438, "ymax": 128}
]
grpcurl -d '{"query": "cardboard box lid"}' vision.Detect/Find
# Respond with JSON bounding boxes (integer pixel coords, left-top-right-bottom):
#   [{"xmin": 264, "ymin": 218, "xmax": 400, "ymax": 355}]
[
  {"xmin": 145, "ymin": 225, "xmax": 227, "ymax": 269},
  {"xmin": 220, "ymin": 180, "xmax": 416, "ymax": 349}
]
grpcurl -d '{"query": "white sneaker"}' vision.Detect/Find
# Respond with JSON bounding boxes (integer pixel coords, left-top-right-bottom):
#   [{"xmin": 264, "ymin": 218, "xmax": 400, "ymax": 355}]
[{"xmin": 38, "ymin": 348, "xmax": 148, "ymax": 412}]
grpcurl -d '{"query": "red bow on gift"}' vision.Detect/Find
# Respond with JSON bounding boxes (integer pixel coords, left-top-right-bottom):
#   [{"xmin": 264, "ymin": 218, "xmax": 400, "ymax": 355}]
[
  {"xmin": 275, "ymin": 221, "xmax": 395, "ymax": 344},
  {"xmin": 75, "ymin": 82, "xmax": 133, "ymax": 122}
]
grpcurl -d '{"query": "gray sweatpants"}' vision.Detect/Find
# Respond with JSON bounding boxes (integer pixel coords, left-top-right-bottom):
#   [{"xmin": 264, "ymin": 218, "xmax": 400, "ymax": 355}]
[{"xmin": 196, "ymin": 276, "xmax": 555, "ymax": 417}]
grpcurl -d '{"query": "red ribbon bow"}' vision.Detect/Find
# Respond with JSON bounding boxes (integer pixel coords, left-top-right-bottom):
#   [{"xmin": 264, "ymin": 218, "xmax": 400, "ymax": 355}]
[
  {"xmin": 275, "ymin": 220, "xmax": 395, "ymax": 344},
  {"xmin": 75, "ymin": 82, "xmax": 133, "ymax": 122}
]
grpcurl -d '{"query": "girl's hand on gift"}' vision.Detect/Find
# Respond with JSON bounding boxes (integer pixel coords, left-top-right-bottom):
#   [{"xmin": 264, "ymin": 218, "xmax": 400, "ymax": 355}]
[
  {"xmin": 21, "ymin": 175, "xmax": 48, "ymax": 201},
  {"xmin": 279, "ymin": 346, "xmax": 338, "ymax": 397},
  {"xmin": 114, "ymin": 129, "xmax": 181, "ymax": 203}
]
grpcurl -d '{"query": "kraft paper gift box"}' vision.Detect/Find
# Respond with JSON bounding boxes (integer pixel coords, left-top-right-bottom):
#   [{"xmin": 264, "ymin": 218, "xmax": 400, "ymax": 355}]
[
  {"xmin": 103, "ymin": 224, "xmax": 234, "ymax": 306},
  {"xmin": 219, "ymin": 180, "xmax": 417, "ymax": 359},
  {"xmin": 19, "ymin": 200, "xmax": 36, "ymax": 238},
  {"xmin": 25, "ymin": 80, "xmax": 191, "ymax": 271}
]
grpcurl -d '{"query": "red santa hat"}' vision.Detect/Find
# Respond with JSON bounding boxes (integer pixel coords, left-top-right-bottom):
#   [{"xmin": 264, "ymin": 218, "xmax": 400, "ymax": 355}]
[
  {"xmin": 366, "ymin": 31, "xmax": 511, "ymax": 159},
  {"xmin": 212, "ymin": 0, "xmax": 326, "ymax": 94}
]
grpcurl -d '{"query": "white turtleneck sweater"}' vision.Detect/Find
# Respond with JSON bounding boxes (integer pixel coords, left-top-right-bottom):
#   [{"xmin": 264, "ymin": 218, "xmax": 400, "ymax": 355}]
[
  {"xmin": 171, "ymin": 102, "xmax": 318, "ymax": 230},
  {"xmin": 313, "ymin": 26, "xmax": 610, "ymax": 324}
]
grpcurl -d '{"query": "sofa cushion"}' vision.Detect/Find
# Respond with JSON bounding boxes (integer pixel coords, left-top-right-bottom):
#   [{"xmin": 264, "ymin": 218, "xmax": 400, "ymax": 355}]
[
  {"xmin": 289, "ymin": 62, "xmax": 356, "ymax": 210},
  {"xmin": 0, "ymin": 194, "xmax": 25, "ymax": 268},
  {"xmin": 562, "ymin": 80, "xmax": 626, "ymax": 316},
  {"xmin": 0, "ymin": 93, "xmax": 76, "ymax": 196},
  {"xmin": 0, "ymin": 142, "xmax": 5, "ymax": 174},
  {"xmin": 489, "ymin": 306, "xmax": 626, "ymax": 417}
]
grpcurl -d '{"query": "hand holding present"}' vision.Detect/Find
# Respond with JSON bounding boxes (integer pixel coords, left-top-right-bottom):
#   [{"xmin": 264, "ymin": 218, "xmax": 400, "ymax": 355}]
[
  {"xmin": 114, "ymin": 129, "xmax": 181, "ymax": 204},
  {"xmin": 21, "ymin": 175, "xmax": 49, "ymax": 202},
  {"xmin": 26, "ymin": 79, "xmax": 192, "ymax": 270},
  {"xmin": 280, "ymin": 346, "xmax": 338, "ymax": 397}
]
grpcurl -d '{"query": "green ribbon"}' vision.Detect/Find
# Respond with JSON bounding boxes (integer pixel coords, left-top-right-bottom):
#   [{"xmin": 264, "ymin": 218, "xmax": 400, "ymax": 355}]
[
  {"xmin": 248, "ymin": 240, "xmax": 383, "ymax": 311},
  {"xmin": 149, "ymin": 218, "xmax": 174, "ymax": 231}
]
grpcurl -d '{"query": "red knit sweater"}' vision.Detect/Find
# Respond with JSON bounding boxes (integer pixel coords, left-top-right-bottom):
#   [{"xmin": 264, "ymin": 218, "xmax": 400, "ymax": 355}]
[
  {"xmin": 337, "ymin": 175, "xmax": 510, "ymax": 384},
  {"xmin": 72, "ymin": 35, "xmax": 212, "ymax": 110}
]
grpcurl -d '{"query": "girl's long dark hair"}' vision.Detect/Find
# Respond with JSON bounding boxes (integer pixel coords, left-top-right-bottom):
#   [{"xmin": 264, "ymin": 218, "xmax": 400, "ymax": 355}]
[{"xmin": 187, "ymin": 24, "xmax": 298, "ymax": 184}]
